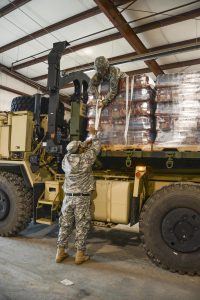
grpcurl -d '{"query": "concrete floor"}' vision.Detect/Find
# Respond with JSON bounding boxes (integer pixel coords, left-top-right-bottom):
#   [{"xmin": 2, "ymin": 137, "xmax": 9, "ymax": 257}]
[{"xmin": 0, "ymin": 223, "xmax": 199, "ymax": 300}]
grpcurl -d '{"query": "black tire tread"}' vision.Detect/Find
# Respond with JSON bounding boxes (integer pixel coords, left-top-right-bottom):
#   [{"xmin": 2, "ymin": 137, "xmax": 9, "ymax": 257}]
[
  {"xmin": 0, "ymin": 172, "xmax": 33, "ymax": 237},
  {"xmin": 10, "ymin": 96, "xmax": 64, "ymax": 117},
  {"xmin": 11, "ymin": 96, "xmax": 49, "ymax": 114},
  {"xmin": 139, "ymin": 182, "xmax": 200, "ymax": 276}
]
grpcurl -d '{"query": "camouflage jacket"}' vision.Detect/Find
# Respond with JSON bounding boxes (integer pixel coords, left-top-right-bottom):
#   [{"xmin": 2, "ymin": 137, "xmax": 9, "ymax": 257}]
[
  {"xmin": 62, "ymin": 137, "xmax": 101, "ymax": 193},
  {"xmin": 89, "ymin": 66, "xmax": 124, "ymax": 106}
]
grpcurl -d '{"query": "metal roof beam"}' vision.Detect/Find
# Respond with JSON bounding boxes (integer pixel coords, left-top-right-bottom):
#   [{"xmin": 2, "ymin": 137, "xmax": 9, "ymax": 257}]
[
  {"xmin": 32, "ymin": 37, "xmax": 199, "ymax": 81},
  {"xmin": 12, "ymin": 33, "xmax": 121, "ymax": 70},
  {"xmin": 62, "ymin": 58, "xmax": 200, "ymax": 89},
  {"xmin": 135, "ymin": 7, "xmax": 200, "ymax": 33},
  {"xmin": 0, "ymin": 63, "xmax": 47, "ymax": 92},
  {"xmin": 0, "ymin": 63, "xmax": 49, "ymax": 92},
  {"xmin": 0, "ymin": 84, "xmax": 30, "ymax": 96},
  {"xmin": 111, "ymin": 0, "xmax": 132, "ymax": 5},
  {"xmin": 0, "ymin": 0, "xmax": 31, "ymax": 17},
  {"xmin": 12, "ymin": 5, "xmax": 200, "ymax": 71},
  {"xmin": 0, "ymin": 1, "xmax": 131, "ymax": 54},
  {"xmin": 0, "ymin": 7, "xmax": 100, "ymax": 53},
  {"xmin": 126, "ymin": 58, "xmax": 200, "ymax": 76},
  {"xmin": 94, "ymin": 0, "xmax": 163, "ymax": 76},
  {"xmin": 0, "ymin": 64, "xmax": 70, "ymax": 105}
]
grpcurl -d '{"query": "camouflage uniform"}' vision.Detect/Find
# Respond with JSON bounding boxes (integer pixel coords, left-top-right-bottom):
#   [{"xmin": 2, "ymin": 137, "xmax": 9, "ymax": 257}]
[
  {"xmin": 89, "ymin": 56, "xmax": 125, "ymax": 107},
  {"xmin": 57, "ymin": 137, "xmax": 101, "ymax": 251}
]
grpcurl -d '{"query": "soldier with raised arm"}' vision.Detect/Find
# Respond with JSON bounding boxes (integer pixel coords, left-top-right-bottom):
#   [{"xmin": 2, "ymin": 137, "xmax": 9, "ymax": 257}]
[{"xmin": 56, "ymin": 128, "xmax": 101, "ymax": 264}]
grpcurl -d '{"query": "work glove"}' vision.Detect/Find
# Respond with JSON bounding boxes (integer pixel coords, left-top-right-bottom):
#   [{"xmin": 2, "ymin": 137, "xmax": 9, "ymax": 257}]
[
  {"xmin": 99, "ymin": 99, "xmax": 109, "ymax": 108},
  {"xmin": 97, "ymin": 99, "xmax": 105, "ymax": 109},
  {"xmin": 97, "ymin": 99, "xmax": 103, "ymax": 108}
]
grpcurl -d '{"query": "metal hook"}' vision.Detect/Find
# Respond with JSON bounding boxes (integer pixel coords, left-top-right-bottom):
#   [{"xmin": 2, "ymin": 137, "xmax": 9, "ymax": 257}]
[{"xmin": 166, "ymin": 155, "xmax": 174, "ymax": 169}]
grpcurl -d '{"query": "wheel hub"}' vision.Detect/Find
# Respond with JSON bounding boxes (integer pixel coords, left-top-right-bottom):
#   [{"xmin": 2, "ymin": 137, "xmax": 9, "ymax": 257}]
[
  {"xmin": 0, "ymin": 190, "xmax": 10, "ymax": 221},
  {"xmin": 162, "ymin": 208, "xmax": 200, "ymax": 252}
]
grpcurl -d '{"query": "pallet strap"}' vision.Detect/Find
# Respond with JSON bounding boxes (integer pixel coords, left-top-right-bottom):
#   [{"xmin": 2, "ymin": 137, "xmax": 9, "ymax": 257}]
[
  {"xmin": 95, "ymin": 99, "xmax": 102, "ymax": 131},
  {"xmin": 124, "ymin": 76, "xmax": 134, "ymax": 144}
]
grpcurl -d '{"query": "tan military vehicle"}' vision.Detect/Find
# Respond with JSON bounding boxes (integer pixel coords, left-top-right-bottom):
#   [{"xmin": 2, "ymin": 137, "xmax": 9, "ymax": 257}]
[{"xmin": 0, "ymin": 42, "xmax": 199, "ymax": 275}]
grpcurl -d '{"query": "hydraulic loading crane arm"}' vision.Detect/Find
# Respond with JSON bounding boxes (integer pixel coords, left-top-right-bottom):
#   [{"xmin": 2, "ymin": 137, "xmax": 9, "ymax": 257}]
[{"xmin": 46, "ymin": 41, "xmax": 90, "ymax": 153}]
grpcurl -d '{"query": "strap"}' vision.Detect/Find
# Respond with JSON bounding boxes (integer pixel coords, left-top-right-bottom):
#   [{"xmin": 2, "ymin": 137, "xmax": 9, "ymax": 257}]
[
  {"xmin": 66, "ymin": 193, "xmax": 90, "ymax": 196},
  {"xmin": 95, "ymin": 99, "xmax": 102, "ymax": 131},
  {"xmin": 124, "ymin": 75, "xmax": 134, "ymax": 145}
]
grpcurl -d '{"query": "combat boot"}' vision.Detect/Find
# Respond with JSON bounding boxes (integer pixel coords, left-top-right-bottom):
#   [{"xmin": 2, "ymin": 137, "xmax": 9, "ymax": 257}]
[
  {"xmin": 75, "ymin": 250, "xmax": 90, "ymax": 265},
  {"xmin": 55, "ymin": 247, "xmax": 69, "ymax": 263}
]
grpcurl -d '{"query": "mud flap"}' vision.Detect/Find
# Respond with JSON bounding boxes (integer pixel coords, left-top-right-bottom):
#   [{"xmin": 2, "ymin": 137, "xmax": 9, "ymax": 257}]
[{"xmin": 130, "ymin": 196, "xmax": 140, "ymax": 226}]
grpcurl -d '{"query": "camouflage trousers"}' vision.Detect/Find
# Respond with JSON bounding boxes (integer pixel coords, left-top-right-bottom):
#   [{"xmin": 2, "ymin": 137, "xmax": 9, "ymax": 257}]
[{"xmin": 57, "ymin": 195, "xmax": 91, "ymax": 251}]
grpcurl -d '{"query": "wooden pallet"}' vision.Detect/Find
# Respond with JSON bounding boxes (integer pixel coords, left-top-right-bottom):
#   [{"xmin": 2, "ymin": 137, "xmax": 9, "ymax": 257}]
[
  {"xmin": 101, "ymin": 143, "xmax": 200, "ymax": 152},
  {"xmin": 153, "ymin": 144, "xmax": 200, "ymax": 152},
  {"xmin": 101, "ymin": 143, "xmax": 153, "ymax": 151}
]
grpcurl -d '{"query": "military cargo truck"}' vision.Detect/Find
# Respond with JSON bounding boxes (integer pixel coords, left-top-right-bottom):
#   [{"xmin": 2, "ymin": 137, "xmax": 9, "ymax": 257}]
[{"xmin": 0, "ymin": 42, "xmax": 199, "ymax": 275}]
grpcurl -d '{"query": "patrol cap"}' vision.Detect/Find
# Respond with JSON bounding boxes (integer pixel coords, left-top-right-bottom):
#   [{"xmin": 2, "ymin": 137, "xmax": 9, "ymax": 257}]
[
  {"xmin": 66, "ymin": 141, "xmax": 81, "ymax": 153},
  {"xmin": 94, "ymin": 56, "xmax": 109, "ymax": 72}
]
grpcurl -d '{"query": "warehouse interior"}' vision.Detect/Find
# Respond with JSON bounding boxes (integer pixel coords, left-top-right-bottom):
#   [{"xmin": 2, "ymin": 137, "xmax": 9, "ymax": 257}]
[
  {"xmin": 0, "ymin": 0, "xmax": 200, "ymax": 299},
  {"xmin": 1, "ymin": 0, "xmax": 200, "ymax": 109}
]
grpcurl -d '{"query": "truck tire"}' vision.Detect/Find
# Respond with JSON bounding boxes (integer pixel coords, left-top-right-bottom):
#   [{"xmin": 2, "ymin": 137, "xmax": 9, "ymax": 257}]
[
  {"xmin": 0, "ymin": 172, "xmax": 33, "ymax": 237},
  {"xmin": 11, "ymin": 96, "xmax": 49, "ymax": 114},
  {"xmin": 139, "ymin": 182, "xmax": 200, "ymax": 275},
  {"xmin": 11, "ymin": 96, "xmax": 65, "ymax": 124}
]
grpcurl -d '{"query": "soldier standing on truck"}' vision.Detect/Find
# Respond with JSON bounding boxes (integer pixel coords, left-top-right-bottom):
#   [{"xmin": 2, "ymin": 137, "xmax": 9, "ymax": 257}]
[
  {"xmin": 56, "ymin": 128, "xmax": 101, "ymax": 265},
  {"xmin": 89, "ymin": 56, "xmax": 125, "ymax": 108}
]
